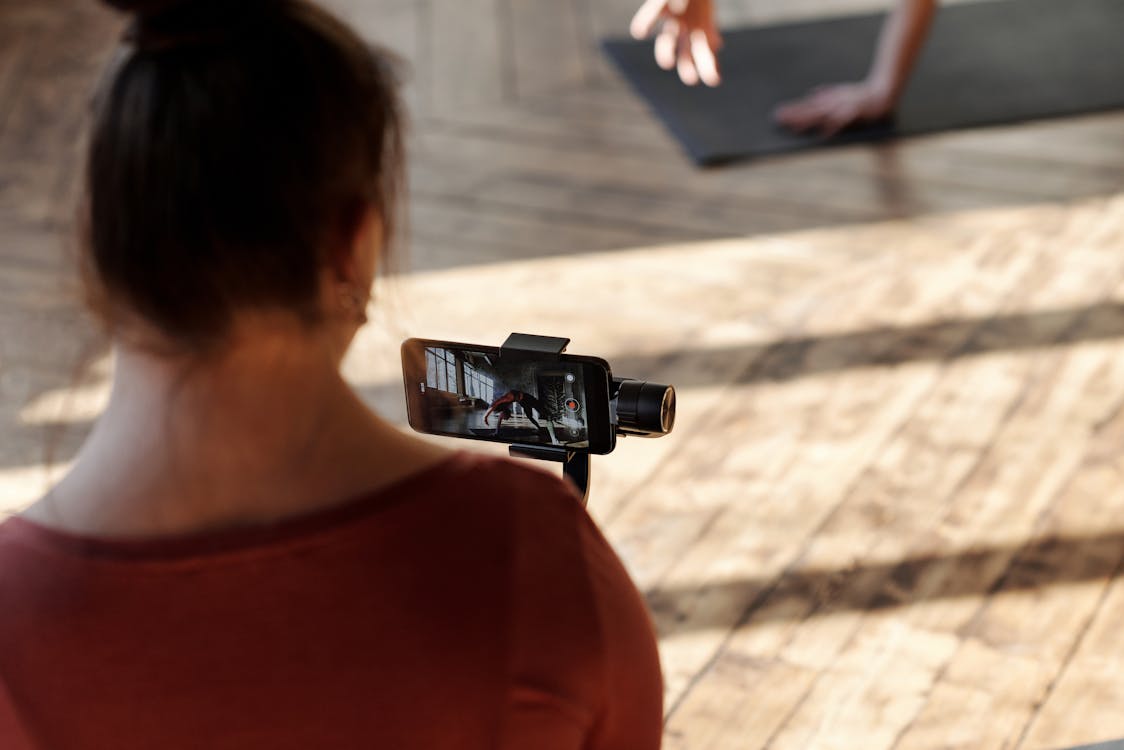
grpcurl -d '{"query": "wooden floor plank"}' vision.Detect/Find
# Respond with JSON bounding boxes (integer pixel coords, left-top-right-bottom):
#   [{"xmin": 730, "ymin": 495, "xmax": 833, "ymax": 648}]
[
  {"xmin": 656, "ymin": 198, "xmax": 1124, "ymax": 742},
  {"xmin": 758, "ymin": 206, "xmax": 1124, "ymax": 748},
  {"xmin": 891, "ymin": 342, "xmax": 1124, "ymax": 748},
  {"xmin": 1019, "ymin": 575, "xmax": 1124, "ymax": 749},
  {"xmin": 427, "ymin": 0, "xmax": 508, "ymax": 115},
  {"xmin": 645, "ymin": 218, "xmax": 1049, "ymax": 709},
  {"xmin": 504, "ymin": 0, "xmax": 589, "ymax": 98}
]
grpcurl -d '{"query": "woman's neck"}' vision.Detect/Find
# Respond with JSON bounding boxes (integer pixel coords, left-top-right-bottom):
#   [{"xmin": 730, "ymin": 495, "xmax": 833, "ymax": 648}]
[{"xmin": 23, "ymin": 329, "xmax": 449, "ymax": 538}]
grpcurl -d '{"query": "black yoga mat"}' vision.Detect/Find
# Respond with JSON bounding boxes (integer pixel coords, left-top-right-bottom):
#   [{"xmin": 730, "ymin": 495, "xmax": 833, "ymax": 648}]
[{"xmin": 603, "ymin": 0, "xmax": 1124, "ymax": 166}]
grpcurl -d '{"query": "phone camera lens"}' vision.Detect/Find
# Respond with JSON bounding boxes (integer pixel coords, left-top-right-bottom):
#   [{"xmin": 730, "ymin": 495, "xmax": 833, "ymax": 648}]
[
  {"xmin": 613, "ymin": 379, "xmax": 676, "ymax": 437},
  {"xmin": 660, "ymin": 386, "xmax": 676, "ymax": 434}
]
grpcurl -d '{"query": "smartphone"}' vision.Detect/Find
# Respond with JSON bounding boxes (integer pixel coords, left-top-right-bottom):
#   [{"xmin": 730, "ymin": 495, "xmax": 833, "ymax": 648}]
[{"xmin": 401, "ymin": 338, "xmax": 616, "ymax": 454}]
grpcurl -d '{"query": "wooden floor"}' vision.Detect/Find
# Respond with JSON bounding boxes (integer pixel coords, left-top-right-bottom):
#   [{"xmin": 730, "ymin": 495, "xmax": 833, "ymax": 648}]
[{"xmin": 4, "ymin": 0, "xmax": 1124, "ymax": 747}]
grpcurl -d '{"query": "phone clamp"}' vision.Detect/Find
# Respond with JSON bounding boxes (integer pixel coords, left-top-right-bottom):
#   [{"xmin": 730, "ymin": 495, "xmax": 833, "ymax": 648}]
[{"xmin": 501, "ymin": 333, "xmax": 591, "ymax": 506}]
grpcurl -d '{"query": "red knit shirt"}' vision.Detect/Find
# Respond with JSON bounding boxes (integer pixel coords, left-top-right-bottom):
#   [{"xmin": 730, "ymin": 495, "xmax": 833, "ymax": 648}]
[{"xmin": 0, "ymin": 453, "xmax": 662, "ymax": 749}]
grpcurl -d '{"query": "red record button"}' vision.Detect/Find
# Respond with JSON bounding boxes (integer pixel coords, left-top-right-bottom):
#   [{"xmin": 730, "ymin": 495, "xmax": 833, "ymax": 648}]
[{"xmin": 565, "ymin": 398, "xmax": 580, "ymax": 412}]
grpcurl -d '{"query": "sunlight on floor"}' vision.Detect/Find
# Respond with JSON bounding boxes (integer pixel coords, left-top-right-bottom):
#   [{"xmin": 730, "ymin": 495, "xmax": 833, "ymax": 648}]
[{"xmin": 8, "ymin": 192, "xmax": 1122, "ymax": 526}]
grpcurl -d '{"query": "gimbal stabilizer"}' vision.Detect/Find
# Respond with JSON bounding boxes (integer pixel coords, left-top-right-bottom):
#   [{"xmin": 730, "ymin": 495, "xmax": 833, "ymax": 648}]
[{"xmin": 500, "ymin": 333, "xmax": 676, "ymax": 505}]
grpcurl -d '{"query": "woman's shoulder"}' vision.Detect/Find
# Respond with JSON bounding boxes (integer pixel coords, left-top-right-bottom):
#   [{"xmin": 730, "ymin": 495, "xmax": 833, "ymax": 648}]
[
  {"xmin": 447, "ymin": 453, "xmax": 629, "ymax": 598},
  {"xmin": 0, "ymin": 453, "xmax": 584, "ymax": 566},
  {"xmin": 425, "ymin": 452, "xmax": 607, "ymax": 574},
  {"xmin": 446, "ymin": 451, "xmax": 583, "ymax": 504}
]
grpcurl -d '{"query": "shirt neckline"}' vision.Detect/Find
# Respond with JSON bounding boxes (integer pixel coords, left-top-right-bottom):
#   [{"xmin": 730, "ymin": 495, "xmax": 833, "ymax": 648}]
[{"xmin": 1, "ymin": 451, "xmax": 474, "ymax": 564}]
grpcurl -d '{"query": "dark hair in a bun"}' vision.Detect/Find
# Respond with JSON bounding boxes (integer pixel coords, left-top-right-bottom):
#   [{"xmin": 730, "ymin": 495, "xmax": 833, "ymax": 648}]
[
  {"xmin": 83, "ymin": 0, "xmax": 404, "ymax": 350},
  {"xmin": 101, "ymin": 0, "xmax": 276, "ymax": 18},
  {"xmin": 106, "ymin": 0, "xmax": 282, "ymax": 52},
  {"xmin": 101, "ymin": 0, "xmax": 187, "ymax": 15}
]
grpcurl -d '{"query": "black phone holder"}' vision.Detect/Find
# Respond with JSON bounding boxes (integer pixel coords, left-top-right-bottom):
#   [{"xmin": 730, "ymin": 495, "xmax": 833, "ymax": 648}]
[{"xmin": 500, "ymin": 333, "xmax": 592, "ymax": 506}]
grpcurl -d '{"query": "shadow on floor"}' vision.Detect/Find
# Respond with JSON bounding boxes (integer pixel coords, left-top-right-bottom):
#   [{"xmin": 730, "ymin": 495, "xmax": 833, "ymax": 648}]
[
  {"xmin": 15, "ymin": 298, "xmax": 1124, "ymax": 470},
  {"xmin": 646, "ymin": 529, "xmax": 1124, "ymax": 637},
  {"xmin": 610, "ymin": 299, "xmax": 1124, "ymax": 388}
]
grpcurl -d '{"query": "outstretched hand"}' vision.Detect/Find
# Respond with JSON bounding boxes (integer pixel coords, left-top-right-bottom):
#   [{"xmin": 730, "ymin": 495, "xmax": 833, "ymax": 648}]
[
  {"xmin": 773, "ymin": 82, "xmax": 895, "ymax": 137},
  {"xmin": 630, "ymin": 0, "xmax": 723, "ymax": 87}
]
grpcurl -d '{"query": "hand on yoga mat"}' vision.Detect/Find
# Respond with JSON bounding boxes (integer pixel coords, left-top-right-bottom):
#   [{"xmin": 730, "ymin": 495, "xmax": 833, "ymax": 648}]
[
  {"xmin": 630, "ymin": 0, "xmax": 723, "ymax": 87},
  {"xmin": 773, "ymin": 0, "xmax": 936, "ymax": 137},
  {"xmin": 773, "ymin": 82, "xmax": 895, "ymax": 137}
]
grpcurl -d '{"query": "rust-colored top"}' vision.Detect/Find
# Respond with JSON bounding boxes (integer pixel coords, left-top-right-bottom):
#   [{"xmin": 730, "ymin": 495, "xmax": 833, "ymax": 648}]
[{"xmin": 0, "ymin": 453, "xmax": 662, "ymax": 749}]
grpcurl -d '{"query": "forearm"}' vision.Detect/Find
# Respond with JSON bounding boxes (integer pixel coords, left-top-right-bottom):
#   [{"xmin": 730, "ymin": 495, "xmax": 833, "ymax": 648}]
[{"xmin": 868, "ymin": 0, "xmax": 938, "ymax": 103}]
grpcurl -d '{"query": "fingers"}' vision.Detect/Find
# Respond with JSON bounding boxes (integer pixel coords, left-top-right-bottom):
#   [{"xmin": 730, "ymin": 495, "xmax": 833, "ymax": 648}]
[
  {"xmin": 630, "ymin": 0, "xmax": 668, "ymax": 39},
  {"xmin": 773, "ymin": 99, "xmax": 821, "ymax": 133},
  {"xmin": 676, "ymin": 26, "xmax": 700, "ymax": 86},
  {"xmin": 774, "ymin": 87, "xmax": 852, "ymax": 135},
  {"xmin": 775, "ymin": 101, "xmax": 858, "ymax": 137},
  {"xmin": 818, "ymin": 103, "xmax": 860, "ymax": 137},
  {"xmin": 775, "ymin": 103, "xmax": 832, "ymax": 134},
  {"xmin": 654, "ymin": 19, "xmax": 678, "ymax": 70},
  {"xmin": 635, "ymin": 0, "xmax": 723, "ymax": 87},
  {"xmin": 707, "ymin": 24, "xmax": 724, "ymax": 51},
  {"xmin": 690, "ymin": 28, "xmax": 720, "ymax": 86}
]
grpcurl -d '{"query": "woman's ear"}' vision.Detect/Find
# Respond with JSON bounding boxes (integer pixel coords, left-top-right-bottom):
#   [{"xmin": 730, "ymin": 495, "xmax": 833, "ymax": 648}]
[
  {"xmin": 351, "ymin": 207, "xmax": 382, "ymax": 288},
  {"xmin": 319, "ymin": 206, "xmax": 381, "ymax": 329},
  {"xmin": 330, "ymin": 204, "xmax": 382, "ymax": 288}
]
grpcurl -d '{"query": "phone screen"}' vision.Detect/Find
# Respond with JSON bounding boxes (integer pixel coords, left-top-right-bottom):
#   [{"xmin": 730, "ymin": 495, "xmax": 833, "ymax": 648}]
[{"xmin": 401, "ymin": 339, "xmax": 613, "ymax": 453}]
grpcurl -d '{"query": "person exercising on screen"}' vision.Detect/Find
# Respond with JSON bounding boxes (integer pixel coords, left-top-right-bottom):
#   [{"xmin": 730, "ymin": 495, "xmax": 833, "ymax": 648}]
[
  {"xmin": 630, "ymin": 0, "xmax": 938, "ymax": 136},
  {"xmin": 484, "ymin": 390, "xmax": 561, "ymax": 445}
]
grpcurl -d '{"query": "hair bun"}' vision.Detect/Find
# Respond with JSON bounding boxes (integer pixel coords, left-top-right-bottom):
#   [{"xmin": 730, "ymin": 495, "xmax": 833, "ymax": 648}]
[
  {"xmin": 112, "ymin": 0, "xmax": 278, "ymax": 50},
  {"xmin": 102, "ymin": 0, "xmax": 192, "ymax": 16}
]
